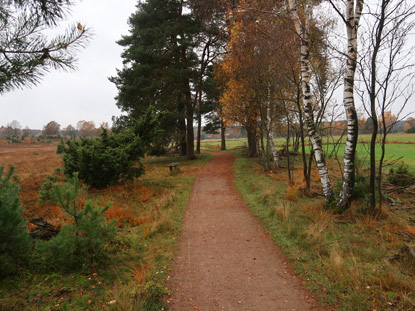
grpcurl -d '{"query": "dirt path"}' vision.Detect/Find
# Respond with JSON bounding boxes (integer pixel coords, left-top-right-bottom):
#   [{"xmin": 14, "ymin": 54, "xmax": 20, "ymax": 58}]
[{"xmin": 166, "ymin": 152, "xmax": 322, "ymax": 311}]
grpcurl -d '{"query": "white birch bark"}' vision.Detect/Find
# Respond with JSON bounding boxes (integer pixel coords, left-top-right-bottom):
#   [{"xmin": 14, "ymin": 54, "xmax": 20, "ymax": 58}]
[
  {"xmin": 336, "ymin": 0, "xmax": 364, "ymax": 210},
  {"xmin": 288, "ymin": 0, "xmax": 334, "ymax": 204}
]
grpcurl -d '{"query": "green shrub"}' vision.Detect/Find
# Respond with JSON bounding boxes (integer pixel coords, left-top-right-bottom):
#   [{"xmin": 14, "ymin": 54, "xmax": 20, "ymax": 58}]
[
  {"xmin": 0, "ymin": 166, "xmax": 30, "ymax": 276},
  {"xmin": 58, "ymin": 109, "xmax": 163, "ymax": 188},
  {"xmin": 112, "ymin": 106, "xmax": 168, "ymax": 156},
  {"xmin": 38, "ymin": 173, "xmax": 64, "ymax": 205},
  {"xmin": 57, "ymin": 129, "xmax": 146, "ymax": 187},
  {"xmin": 336, "ymin": 156, "xmax": 370, "ymax": 202},
  {"xmin": 36, "ymin": 175, "xmax": 116, "ymax": 272},
  {"xmin": 352, "ymin": 173, "xmax": 370, "ymax": 201},
  {"xmin": 388, "ymin": 162, "xmax": 415, "ymax": 186}
]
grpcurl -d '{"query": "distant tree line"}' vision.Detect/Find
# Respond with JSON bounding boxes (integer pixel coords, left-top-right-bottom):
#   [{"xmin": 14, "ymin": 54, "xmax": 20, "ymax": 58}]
[{"xmin": 0, "ymin": 120, "xmax": 111, "ymax": 138}]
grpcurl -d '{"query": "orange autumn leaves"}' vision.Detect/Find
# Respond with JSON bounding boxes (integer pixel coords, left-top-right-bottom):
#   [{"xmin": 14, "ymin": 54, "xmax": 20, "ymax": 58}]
[
  {"xmin": 215, "ymin": 0, "xmax": 298, "ymax": 129},
  {"xmin": 102, "ymin": 184, "xmax": 156, "ymax": 227}
]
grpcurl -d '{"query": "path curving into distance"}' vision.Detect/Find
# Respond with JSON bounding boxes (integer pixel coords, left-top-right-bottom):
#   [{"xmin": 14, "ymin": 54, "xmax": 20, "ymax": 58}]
[{"xmin": 166, "ymin": 152, "xmax": 322, "ymax": 311}]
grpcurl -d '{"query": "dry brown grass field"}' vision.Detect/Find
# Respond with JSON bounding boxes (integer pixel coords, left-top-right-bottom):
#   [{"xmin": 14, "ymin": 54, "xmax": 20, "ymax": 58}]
[
  {"xmin": 0, "ymin": 138, "xmax": 212, "ymax": 310},
  {"xmin": 0, "ymin": 140, "xmax": 64, "ymax": 223}
]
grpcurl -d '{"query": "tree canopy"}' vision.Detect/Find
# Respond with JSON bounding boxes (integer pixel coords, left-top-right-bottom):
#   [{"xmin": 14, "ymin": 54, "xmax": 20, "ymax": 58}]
[{"xmin": 110, "ymin": 0, "xmax": 223, "ymax": 158}]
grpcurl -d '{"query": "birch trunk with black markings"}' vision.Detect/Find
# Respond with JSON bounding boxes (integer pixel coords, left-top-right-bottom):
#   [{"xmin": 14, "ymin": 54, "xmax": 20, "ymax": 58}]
[
  {"xmin": 288, "ymin": 0, "xmax": 334, "ymax": 205},
  {"xmin": 333, "ymin": 0, "xmax": 364, "ymax": 211}
]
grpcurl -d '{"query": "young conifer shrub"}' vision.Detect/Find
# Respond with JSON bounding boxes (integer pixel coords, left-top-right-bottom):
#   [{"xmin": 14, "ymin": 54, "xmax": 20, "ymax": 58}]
[
  {"xmin": 36, "ymin": 175, "xmax": 116, "ymax": 272},
  {"xmin": 57, "ymin": 128, "xmax": 146, "ymax": 187},
  {"xmin": 58, "ymin": 106, "xmax": 165, "ymax": 187},
  {"xmin": 0, "ymin": 166, "xmax": 30, "ymax": 276},
  {"xmin": 38, "ymin": 174, "xmax": 63, "ymax": 205},
  {"xmin": 388, "ymin": 162, "xmax": 415, "ymax": 186}
]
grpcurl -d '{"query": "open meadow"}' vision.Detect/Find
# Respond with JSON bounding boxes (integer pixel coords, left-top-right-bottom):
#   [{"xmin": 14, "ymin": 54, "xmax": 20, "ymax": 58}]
[{"xmin": 202, "ymin": 133, "xmax": 415, "ymax": 171}]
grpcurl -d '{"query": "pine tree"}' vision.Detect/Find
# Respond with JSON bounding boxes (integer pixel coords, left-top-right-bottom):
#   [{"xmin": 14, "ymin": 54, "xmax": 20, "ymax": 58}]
[
  {"xmin": 0, "ymin": 165, "xmax": 30, "ymax": 276},
  {"xmin": 36, "ymin": 174, "xmax": 116, "ymax": 271},
  {"xmin": 110, "ymin": 0, "xmax": 201, "ymax": 158},
  {"xmin": 0, "ymin": 0, "xmax": 90, "ymax": 93}
]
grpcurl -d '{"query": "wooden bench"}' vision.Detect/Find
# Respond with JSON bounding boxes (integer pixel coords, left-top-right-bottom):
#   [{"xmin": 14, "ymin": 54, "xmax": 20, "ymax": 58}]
[{"xmin": 166, "ymin": 162, "xmax": 178, "ymax": 172}]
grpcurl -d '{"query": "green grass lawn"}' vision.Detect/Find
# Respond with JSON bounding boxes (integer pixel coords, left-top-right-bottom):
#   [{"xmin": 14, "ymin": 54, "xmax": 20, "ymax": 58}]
[{"xmin": 201, "ymin": 133, "xmax": 415, "ymax": 171}]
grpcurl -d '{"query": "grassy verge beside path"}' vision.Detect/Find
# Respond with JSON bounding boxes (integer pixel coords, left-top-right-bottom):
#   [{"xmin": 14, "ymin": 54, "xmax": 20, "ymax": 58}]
[{"xmin": 232, "ymin": 151, "xmax": 415, "ymax": 311}]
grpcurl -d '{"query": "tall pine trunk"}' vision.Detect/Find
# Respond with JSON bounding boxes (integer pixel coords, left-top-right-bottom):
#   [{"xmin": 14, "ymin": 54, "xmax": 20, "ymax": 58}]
[
  {"xmin": 177, "ymin": 98, "xmax": 187, "ymax": 156},
  {"xmin": 186, "ymin": 107, "xmax": 195, "ymax": 159},
  {"xmin": 288, "ymin": 0, "xmax": 334, "ymax": 205},
  {"xmin": 184, "ymin": 87, "xmax": 195, "ymax": 160},
  {"xmin": 196, "ymin": 42, "xmax": 209, "ymax": 154},
  {"xmin": 196, "ymin": 93, "xmax": 202, "ymax": 154}
]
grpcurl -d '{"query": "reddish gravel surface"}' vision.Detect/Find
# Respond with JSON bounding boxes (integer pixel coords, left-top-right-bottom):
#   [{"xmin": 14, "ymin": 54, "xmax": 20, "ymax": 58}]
[{"xmin": 166, "ymin": 152, "xmax": 322, "ymax": 311}]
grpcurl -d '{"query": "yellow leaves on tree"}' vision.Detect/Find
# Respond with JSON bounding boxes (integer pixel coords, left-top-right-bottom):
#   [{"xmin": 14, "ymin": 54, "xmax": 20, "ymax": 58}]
[{"xmin": 215, "ymin": 0, "xmax": 298, "ymax": 129}]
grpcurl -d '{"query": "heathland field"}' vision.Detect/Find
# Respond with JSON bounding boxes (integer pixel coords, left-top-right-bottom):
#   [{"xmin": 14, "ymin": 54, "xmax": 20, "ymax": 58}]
[{"xmin": 0, "ymin": 138, "xmax": 212, "ymax": 310}]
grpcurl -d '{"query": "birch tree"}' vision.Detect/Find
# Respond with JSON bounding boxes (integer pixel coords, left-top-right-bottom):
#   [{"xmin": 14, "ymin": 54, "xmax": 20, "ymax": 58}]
[
  {"xmin": 287, "ymin": 0, "xmax": 335, "ymax": 205},
  {"xmin": 328, "ymin": 0, "xmax": 364, "ymax": 211}
]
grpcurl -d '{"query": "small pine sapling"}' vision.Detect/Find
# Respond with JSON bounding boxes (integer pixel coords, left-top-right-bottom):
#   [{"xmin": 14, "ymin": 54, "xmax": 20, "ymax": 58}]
[
  {"xmin": 38, "ymin": 172, "xmax": 65, "ymax": 205},
  {"xmin": 0, "ymin": 165, "xmax": 30, "ymax": 276},
  {"xmin": 36, "ymin": 174, "xmax": 117, "ymax": 271}
]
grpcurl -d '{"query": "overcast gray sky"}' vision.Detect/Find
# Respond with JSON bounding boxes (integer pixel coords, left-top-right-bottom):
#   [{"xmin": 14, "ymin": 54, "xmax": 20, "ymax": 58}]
[
  {"xmin": 0, "ymin": 0, "xmax": 137, "ymax": 130},
  {"xmin": 2, "ymin": 1, "xmax": 413, "ymax": 130}
]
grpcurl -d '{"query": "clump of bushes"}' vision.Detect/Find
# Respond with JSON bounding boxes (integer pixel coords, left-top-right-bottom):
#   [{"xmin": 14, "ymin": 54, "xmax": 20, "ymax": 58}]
[
  {"xmin": 9, "ymin": 137, "xmax": 21, "ymax": 144},
  {"xmin": 0, "ymin": 166, "xmax": 30, "ymax": 276},
  {"xmin": 388, "ymin": 162, "xmax": 415, "ymax": 186},
  {"xmin": 36, "ymin": 175, "xmax": 116, "ymax": 272}
]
